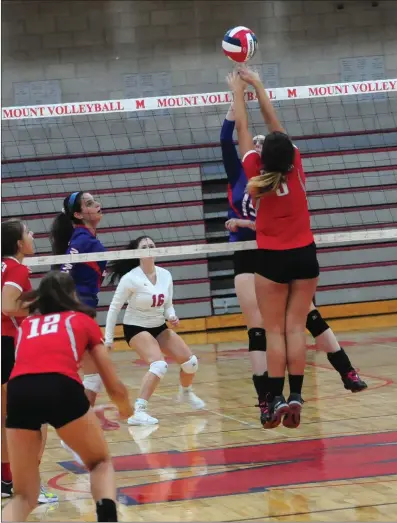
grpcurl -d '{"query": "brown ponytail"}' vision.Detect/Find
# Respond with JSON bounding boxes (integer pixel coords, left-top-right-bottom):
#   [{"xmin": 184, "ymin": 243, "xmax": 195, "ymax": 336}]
[{"xmin": 247, "ymin": 170, "xmax": 286, "ymax": 198}]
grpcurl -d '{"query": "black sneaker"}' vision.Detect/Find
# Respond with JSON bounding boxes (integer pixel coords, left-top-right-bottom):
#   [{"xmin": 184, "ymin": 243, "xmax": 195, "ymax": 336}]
[
  {"xmin": 263, "ymin": 395, "xmax": 289, "ymax": 429},
  {"xmin": 283, "ymin": 393, "xmax": 304, "ymax": 429},
  {"xmin": 257, "ymin": 400, "xmax": 269, "ymax": 427},
  {"xmin": 342, "ymin": 370, "xmax": 368, "ymax": 393},
  {"xmin": 1, "ymin": 480, "xmax": 13, "ymax": 498}
]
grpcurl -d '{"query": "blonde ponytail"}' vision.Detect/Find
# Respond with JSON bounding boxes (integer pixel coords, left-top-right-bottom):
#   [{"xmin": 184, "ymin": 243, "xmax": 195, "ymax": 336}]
[{"xmin": 247, "ymin": 169, "xmax": 286, "ymax": 198}]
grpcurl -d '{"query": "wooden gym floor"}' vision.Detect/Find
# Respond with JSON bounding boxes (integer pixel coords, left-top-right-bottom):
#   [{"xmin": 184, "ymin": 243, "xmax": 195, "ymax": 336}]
[{"xmin": 7, "ymin": 326, "xmax": 397, "ymax": 522}]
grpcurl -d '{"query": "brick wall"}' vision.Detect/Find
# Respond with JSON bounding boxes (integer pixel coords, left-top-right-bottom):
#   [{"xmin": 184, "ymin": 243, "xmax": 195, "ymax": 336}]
[{"xmin": 2, "ymin": 0, "xmax": 397, "ymax": 107}]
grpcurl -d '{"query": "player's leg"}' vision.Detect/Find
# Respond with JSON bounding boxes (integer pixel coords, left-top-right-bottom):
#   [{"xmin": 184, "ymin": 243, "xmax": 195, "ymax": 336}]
[
  {"xmin": 156, "ymin": 329, "xmax": 205, "ymax": 410},
  {"xmin": 127, "ymin": 329, "xmax": 168, "ymax": 425},
  {"xmin": 82, "ymin": 351, "xmax": 120, "ymax": 430},
  {"xmin": 1, "ymin": 336, "xmax": 15, "ymax": 498},
  {"xmin": 234, "ymin": 271, "xmax": 268, "ymax": 415},
  {"xmin": 1, "ymin": 428, "xmax": 42, "ymax": 522},
  {"xmin": 56, "ymin": 411, "xmax": 117, "ymax": 522},
  {"xmin": 284, "ymin": 279, "xmax": 318, "ymax": 429},
  {"xmin": 306, "ymin": 302, "xmax": 367, "ymax": 392},
  {"xmin": 255, "ymin": 250, "xmax": 290, "ymax": 428}
]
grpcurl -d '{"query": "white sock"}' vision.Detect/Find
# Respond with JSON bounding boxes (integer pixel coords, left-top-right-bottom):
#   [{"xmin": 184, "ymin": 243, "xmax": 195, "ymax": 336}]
[
  {"xmin": 180, "ymin": 385, "xmax": 192, "ymax": 392},
  {"xmin": 135, "ymin": 398, "xmax": 148, "ymax": 410}
]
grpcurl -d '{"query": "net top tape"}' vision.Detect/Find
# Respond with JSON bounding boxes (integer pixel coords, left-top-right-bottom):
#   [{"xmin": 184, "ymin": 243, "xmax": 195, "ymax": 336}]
[
  {"xmin": 24, "ymin": 228, "xmax": 397, "ymax": 267},
  {"xmin": 3, "ymin": 79, "xmax": 397, "ymax": 121}
]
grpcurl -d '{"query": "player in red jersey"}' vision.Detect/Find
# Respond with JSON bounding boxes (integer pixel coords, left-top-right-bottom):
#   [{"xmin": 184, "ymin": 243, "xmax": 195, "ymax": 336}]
[
  {"xmin": 227, "ymin": 66, "xmax": 319, "ymax": 429},
  {"xmin": 1, "ymin": 219, "xmax": 34, "ymax": 499},
  {"xmin": 1, "ymin": 219, "xmax": 59, "ymax": 504},
  {"xmin": 2, "ymin": 271, "xmax": 133, "ymax": 522}
]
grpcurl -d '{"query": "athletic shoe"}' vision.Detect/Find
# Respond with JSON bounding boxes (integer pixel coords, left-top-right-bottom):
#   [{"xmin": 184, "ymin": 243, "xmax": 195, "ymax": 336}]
[
  {"xmin": 177, "ymin": 387, "xmax": 206, "ymax": 410},
  {"xmin": 1, "ymin": 480, "xmax": 13, "ymax": 498},
  {"xmin": 263, "ymin": 395, "xmax": 289, "ymax": 429},
  {"xmin": 38, "ymin": 484, "xmax": 59, "ymax": 504},
  {"xmin": 127, "ymin": 406, "xmax": 158, "ymax": 426},
  {"xmin": 60, "ymin": 440, "xmax": 84, "ymax": 467},
  {"xmin": 257, "ymin": 401, "xmax": 269, "ymax": 427},
  {"xmin": 283, "ymin": 393, "xmax": 304, "ymax": 429},
  {"xmin": 342, "ymin": 370, "xmax": 368, "ymax": 392}
]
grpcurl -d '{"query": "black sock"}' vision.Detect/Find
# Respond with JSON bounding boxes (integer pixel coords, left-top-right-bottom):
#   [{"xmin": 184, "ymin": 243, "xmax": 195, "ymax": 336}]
[
  {"xmin": 96, "ymin": 499, "xmax": 117, "ymax": 522},
  {"xmin": 268, "ymin": 376, "xmax": 285, "ymax": 400},
  {"xmin": 252, "ymin": 372, "xmax": 269, "ymax": 403},
  {"xmin": 288, "ymin": 374, "xmax": 304, "ymax": 395},
  {"xmin": 327, "ymin": 348, "xmax": 354, "ymax": 375}
]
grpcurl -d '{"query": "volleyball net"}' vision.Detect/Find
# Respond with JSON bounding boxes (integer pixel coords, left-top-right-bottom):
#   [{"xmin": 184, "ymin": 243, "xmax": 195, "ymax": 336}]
[{"xmin": 2, "ymin": 77, "xmax": 397, "ymax": 321}]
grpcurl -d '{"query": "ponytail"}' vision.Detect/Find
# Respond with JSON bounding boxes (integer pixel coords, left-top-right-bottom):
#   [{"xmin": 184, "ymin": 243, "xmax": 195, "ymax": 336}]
[
  {"xmin": 247, "ymin": 171, "xmax": 286, "ymax": 198},
  {"xmin": 50, "ymin": 192, "xmax": 84, "ymax": 255},
  {"xmin": 107, "ymin": 236, "xmax": 154, "ymax": 285}
]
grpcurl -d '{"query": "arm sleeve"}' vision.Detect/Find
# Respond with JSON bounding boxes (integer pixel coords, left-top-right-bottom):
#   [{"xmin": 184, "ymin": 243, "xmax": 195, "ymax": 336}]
[
  {"xmin": 242, "ymin": 150, "xmax": 261, "ymax": 180},
  {"xmin": 221, "ymin": 119, "xmax": 242, "ymax": 187},
  {"xmin": 3, "ymin": 266, "xmax": 30, "ymax": 293},
  {"xmin": 164, "ymin": 275, "xmax": 176, "ymax": 320},
  {"xmin": 104, "ymin": 274, "xmax": 135, "ymax": 344}
]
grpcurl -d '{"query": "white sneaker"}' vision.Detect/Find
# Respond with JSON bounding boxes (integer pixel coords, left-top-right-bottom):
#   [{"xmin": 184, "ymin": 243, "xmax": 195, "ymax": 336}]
[
  {"xmin": 177, "ymin": 388, "xmax": 206, "ymax": 410},
  {"xmin": 127, "ymin": 408, "xmax": 158, "ymax": 426},
  {"xmin": 60, "ymin": 440, "xmax": 84, "ymax": 467},
  {"xmin": 37, "ymin": 484, "xmax": 59, "ymax": 504}
]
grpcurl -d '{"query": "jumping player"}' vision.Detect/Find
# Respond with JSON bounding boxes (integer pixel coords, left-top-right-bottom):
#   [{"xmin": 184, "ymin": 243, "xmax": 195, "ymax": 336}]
[
  {"xmin": 1, "ymin": 219, "xmax": 58, "ymax": 504},
  {"xmin": 2, "ymin": 271, "xmax": 133, "ymax": 522},
  {"xmin": 221, "ymin": 104, "xmax": 269, "ymax": 416},
  {"xmin": 221, "ymin": 104, "xmax": 366, "ymax": 427},
  {"xmin": 227, "ymin": 65, "xmax": 316, "ymax": 429},
  {"xmin": 105, "ymin": 236, "xmax": 206, "ymax": 425},
  {"xmin": 50, "ymin": 192, "xmax": 115, "ymax": 430}
]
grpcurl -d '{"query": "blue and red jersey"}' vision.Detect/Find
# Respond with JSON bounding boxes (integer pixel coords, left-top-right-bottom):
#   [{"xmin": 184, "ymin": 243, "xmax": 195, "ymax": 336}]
[
  {"xmin": 220, "ymin": 118, "xmax": 256, "ymax": 242},
  {"xmin": 60, "ymin": 226, "xmax": 106, "ymax": 307}
]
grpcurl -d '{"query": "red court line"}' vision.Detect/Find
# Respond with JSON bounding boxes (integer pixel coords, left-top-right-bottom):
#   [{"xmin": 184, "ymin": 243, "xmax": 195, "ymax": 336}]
[
  {"xmin": 319, "ymin": 278, "xmax": 397, "ymax": 291},
  {"xmin": 3, "ymin": 129, "xmax": 396, "ymax": 164},
  {"xmin": 321, "ymin": 260, "xmax": 397, "ymax": 272},
  {"xmin": 309, "ymin": 183, "xmax": 397, "ymax": 196},
  {"xmin": 306, "ymin": 164, "xmax": 397, "ymax": 178},
  {"xmin": 2, "ymin": 181, "xmax": 202, "ymax": 202}
]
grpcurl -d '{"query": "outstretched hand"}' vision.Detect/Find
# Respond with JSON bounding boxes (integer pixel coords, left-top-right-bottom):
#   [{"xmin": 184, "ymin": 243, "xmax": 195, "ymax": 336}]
[
  {"xmin": 226, "ymin": 70, "xmax": 247, "ymax": 93},
  {"xmin": 237, "ymin": 66, "xmax": 262, "ymax": 88}
]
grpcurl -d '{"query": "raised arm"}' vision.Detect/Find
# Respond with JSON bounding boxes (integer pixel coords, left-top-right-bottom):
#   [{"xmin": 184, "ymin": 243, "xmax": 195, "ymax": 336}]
[
  {"xmin": 104, "ymin": 274, "xmax": 134, "ymax": 345},
  {"xmin": 239, "ymin": 67, "xmax": 286, "ymax": 134},
  {"xmin": 220, "ymin": 103, "xmax": 242, "ymax": 186},
  {"xmin": 226, "ymin": 71, "xmax": 254, "ymax": 159}
]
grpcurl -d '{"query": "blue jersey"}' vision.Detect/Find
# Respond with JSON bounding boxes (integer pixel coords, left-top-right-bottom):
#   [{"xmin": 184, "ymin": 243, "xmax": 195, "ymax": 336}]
[
  {"xmin": 220, "ymin": 118, "xmax": 256, "ymax": 242},
  {"xmin": 60, "ymin": 226, "xmax": 106, "ymax": 307}
]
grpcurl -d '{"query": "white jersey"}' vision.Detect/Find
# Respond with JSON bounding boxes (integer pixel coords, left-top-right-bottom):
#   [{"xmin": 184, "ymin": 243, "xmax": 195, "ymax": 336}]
[{"xmin": 105, "ymin": 265, "xmax": 176, "ymax": 344}]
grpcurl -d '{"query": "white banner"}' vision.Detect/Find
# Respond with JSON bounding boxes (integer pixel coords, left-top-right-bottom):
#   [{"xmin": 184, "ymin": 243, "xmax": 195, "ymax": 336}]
[{"xmin": 3, "ymin": 79, "xmax": 397, "ymax": 121}]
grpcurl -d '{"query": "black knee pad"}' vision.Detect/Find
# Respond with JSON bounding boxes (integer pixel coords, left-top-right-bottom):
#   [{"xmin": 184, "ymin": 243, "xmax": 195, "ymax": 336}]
[
  {"xmin": 248, "ymin": 328, "xmax": 266, "ymax": 352},
  {"xmin": 306, "ymin": 309, "xmax": 329, "ymax": 338}
]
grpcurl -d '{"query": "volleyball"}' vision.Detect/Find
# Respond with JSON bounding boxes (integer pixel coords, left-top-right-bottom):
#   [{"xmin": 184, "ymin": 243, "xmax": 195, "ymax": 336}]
[{"xmin": 222, "ymin": 26, "xmax": 258, "ymax": 63}]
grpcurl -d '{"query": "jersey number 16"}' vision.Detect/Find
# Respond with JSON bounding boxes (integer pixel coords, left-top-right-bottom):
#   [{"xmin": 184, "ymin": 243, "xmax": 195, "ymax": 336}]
[{"xmin": 151, "ymin": 294, "xmax": 165, "ymax": 307}]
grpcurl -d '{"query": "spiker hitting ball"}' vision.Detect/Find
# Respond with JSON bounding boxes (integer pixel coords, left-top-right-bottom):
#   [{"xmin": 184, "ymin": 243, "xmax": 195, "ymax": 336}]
[{"xmin": 222, "ymin": 26, "xmax": 258, "ymax": 63}]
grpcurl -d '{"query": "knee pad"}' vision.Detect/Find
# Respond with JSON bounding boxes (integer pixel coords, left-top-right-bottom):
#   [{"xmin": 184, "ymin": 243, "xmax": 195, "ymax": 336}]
[
  {"xmin": 83, "ymin": 373, "xmax": 103, "ymax": 394},
  {"xmin": 149, "ymin": 360, "xmax": 168, "ymax": 379},
  {"xmin": 306, "ymin": 309, "xmax": 329, "ymax": 338},
  {"xmin": 248, "ymin": 328, "xmax": 267, "ymax": 352},
  {"xmin": 180, "ymin": 355, "xmax": 198, "ymax": 374}
]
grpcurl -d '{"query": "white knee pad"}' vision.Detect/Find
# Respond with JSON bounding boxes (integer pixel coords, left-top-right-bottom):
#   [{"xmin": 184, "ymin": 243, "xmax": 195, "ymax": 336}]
[
  {"xmin": 83, "ymin": 373, "xmax": 103, "ymax": 394},
  {"xmin": 180, "ymin": 355, "xmax": 198, "ymax": 374},
  {"xmin": 149, "ymin": 360, "xmax": 168, "ymax": 379}
]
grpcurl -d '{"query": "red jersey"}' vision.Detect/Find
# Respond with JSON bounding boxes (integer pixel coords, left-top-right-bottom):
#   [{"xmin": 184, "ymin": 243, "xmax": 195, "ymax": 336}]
[
  {"xmin": 1, "ymin": 257, "xmax": 32, "ymax": 338},
  {"xmin": 10, "ymin": 311, "xmax": 103, "ymax": 383},
  {"xmin": 242, "ymin": 146, "xmax": 314, "ymax": 250}
]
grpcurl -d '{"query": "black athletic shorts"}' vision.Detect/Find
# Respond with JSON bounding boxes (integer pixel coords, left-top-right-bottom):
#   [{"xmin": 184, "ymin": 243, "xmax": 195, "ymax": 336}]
[
  {"xmin": 2, "ymin": 336, "xmax": 16, "ymax": 385},
  {"xmin": 255, "ymin": 242, "xmax": 320, "ymax": 284},
  {"xmin": 6, "ymin": 373, "xmax": 90, "ymax": 431},
  {"xmin": 123, "ymin": 323, "xmax": 168, "ymax": 345},
  {"xmin": 233, "ymin": 249, "xmax": 258, "ymax": 277}
]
